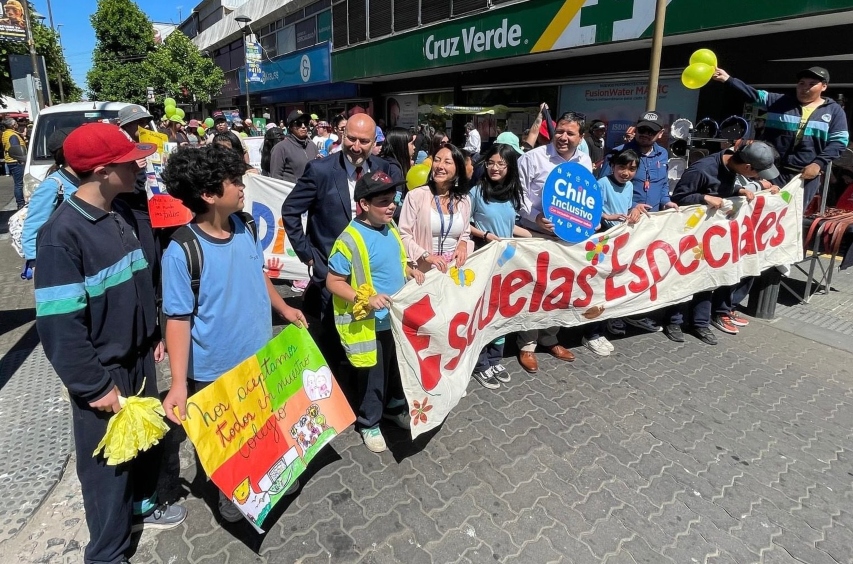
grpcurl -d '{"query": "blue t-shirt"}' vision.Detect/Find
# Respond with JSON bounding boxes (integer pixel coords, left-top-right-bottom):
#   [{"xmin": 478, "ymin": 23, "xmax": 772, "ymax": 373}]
[
  {"xmin": 162, "ymin": 215, "xmax": 271, "ymax": 382},
  {"xmin": 469, "ymin": 185, "xmax": 516, "ymax": 239},
  {"xmin": 328, "ymin": 220, "xmax": 406, "ymax": 332},
  {"xmin": 599, "ymin": 174, "xmax": 634, "ymax": 230}
]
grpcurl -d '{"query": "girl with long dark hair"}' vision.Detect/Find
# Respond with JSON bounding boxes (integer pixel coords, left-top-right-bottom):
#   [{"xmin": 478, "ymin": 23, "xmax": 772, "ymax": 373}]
[{"xmin": 261, "ymin": 127, "xmax": 285, "ymax": 176}]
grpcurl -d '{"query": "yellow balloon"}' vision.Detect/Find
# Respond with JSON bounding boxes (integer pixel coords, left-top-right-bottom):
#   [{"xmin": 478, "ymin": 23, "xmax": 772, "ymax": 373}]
[
  {"xmin": 681, "ymin": 63, "xmax": 714, "ymax": 89},
  {"xmin": 406, "ymin": 163, "xmax": 430, "ymax": 190},
  {"xmin": 689, "ymin": 48, "xmax": 717, "ymax": 68}
]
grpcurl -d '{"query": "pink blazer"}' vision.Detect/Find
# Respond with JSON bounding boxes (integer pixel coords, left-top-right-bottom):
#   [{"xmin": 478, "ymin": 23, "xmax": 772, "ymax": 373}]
[{"xmin": 398, "ymin": 185, "xmax": 473, "ymax": 264}]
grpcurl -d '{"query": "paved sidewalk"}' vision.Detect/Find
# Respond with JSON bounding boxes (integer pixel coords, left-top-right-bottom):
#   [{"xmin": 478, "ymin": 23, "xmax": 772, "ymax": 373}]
[{"xmin": 2, "ymin": 173, "xmax": 853, "ymax": 562}]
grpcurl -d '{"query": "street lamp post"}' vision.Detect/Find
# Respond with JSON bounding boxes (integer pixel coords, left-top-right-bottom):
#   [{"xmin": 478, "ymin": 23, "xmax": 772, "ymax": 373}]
[
  {"xmin": 235, "ymin": 15, "xmax": 253, "ymax": 122},
  {"xmin": 46, "ymin": 0, "xmax": 65, "ymax": 103}
]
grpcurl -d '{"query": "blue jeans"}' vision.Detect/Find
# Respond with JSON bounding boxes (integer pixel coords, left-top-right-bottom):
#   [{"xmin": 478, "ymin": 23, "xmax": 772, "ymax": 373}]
[{"xmin": 8, "ymin": 162, "xmax": 24, "ymax": 209}]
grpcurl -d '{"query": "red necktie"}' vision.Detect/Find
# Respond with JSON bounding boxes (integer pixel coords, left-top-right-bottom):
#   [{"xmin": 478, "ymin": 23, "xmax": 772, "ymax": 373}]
[{"xmin": 355, "ymin": 166, "xmax": 363, "ymax": 181}]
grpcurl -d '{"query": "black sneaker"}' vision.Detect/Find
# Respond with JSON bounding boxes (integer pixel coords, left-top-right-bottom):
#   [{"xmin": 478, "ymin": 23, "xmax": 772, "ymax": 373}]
[
  {"xmin": 472, "ymin": 368, "xmax": 500, "ymax": 389},
  {"xmin": 218, "ymin": 490, "xmax": 244, "ymax": 523},
  {"xmin": 664, "ymin": 324, "xmax": 684, "ymax": 343},
  {"xmin": 490, "ymin": 364, "xmax": 511, "ymax": 383},
  {"xmin": 694, "ymin": 326, "xmax": 718, "ymax": 345},
  {"xmin": 132, "ymin": 503, "xmax": 187, "ymax": 532}
]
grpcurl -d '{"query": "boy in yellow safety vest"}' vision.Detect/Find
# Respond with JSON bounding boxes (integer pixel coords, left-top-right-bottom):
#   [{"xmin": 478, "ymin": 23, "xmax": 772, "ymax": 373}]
[{"xmin": 327, "ymin": 171, "xmax": 425, "ymax": 453}]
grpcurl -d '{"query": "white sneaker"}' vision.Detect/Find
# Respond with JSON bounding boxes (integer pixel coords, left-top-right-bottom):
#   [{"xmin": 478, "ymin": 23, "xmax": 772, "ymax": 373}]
[
  {"xmin": 361, "ymin": 427, "xmax": 387, "ymax": 453},
  {"xmin": 582, "ymin": 336, "xmax": 612, "ymax": 356}
]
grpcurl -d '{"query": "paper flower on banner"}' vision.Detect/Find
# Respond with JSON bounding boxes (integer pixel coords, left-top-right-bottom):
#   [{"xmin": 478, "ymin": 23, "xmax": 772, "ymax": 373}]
[
  {"xmin": 693, "ymin": 244, "xmax": 705, "ymax": 262},
  {"xmin": 410, "ymin": 397, "xmax": 433, "ymax": 426},
  {"xmin": 584, "ymin": 236, "xmax": 610, "ymax": 266},
  {"xmin": 449, "ymin": 266, "xmax": 475, "ymax": 287}
]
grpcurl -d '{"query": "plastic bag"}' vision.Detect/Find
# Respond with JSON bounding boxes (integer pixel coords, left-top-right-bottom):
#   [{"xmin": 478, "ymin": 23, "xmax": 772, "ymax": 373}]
[{"xmin": 93, "ymin": 380, "xmax": 170, "ymax": 466}]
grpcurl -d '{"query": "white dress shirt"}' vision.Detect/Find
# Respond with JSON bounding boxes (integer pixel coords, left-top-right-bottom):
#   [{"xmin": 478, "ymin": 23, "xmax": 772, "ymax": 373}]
[
  {"xmin": 344, "ymin": 157, "xmax": 371, "ymax": 217},
  {"xmin": 464, "ymin": 128, "xmax": 481, "ymax": 154},
  {"xmin": 518, "ymin": 143, "xmax": 593, "ymax": 233}
]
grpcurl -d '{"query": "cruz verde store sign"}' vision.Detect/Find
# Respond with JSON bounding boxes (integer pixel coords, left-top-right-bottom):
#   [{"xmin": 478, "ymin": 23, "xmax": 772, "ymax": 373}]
[{"xmin": 333, "ymin": 0, "xmax": 853, "ymax": 82}]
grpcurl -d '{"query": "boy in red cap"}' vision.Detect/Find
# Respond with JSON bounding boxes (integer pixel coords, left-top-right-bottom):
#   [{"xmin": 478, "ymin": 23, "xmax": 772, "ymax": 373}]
[{"xmin": 34, "ymin": 123, "xmax": 186, "ymax": 564}]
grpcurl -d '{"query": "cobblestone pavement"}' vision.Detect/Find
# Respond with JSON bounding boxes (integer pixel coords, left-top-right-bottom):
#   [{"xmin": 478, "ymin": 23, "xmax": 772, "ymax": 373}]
[{"xmin": 3, "ymin": 176, "xmax": 853, "ymax": 563}]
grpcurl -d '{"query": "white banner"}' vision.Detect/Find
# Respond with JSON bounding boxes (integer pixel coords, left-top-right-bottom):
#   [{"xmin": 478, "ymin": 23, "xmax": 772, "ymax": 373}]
[
  {"xmin": 390, "ymin": 183, "xmax": 804, "ymax": 437},
  {"xmin": 242, "ymin": 174, "xmax": 309, "ymax": 281},
  {"xmin": 244, "ymin": 136, "xmax": 264, "ymax": 171}
]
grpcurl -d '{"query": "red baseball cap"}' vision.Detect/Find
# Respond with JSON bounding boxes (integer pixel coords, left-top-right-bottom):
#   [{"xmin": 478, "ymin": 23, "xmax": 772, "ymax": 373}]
[{"xmin": 64, "ymin": 123, "xmax": 157, "ymax": 173}]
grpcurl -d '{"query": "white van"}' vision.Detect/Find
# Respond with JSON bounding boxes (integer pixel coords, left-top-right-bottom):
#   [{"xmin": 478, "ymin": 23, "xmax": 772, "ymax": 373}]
[{"xmin": 23, "ymin": 101, "xmax": 135, "ymax": 199}]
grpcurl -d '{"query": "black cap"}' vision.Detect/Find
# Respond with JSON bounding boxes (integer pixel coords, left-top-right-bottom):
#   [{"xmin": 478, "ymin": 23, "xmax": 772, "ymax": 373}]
[
  {"xmin": 796, "ymin": 66, "xmax": 829, "ymax": 83},
  {"xmin": 47, "ymin": 127, "xmax": 76, "ymax": 155},
  {"xmin": 590, "ymin": 120, "xmax": 606, "ymax": 130},
  {"xmin": 213, "ymin": 115, "xmax": 228, "ymax": 124},
  {"xmin": 354, "ymin": 171, "xmax": 406, "ymax": 201},
  {"xmin": 636, "ymin": 111, "xmax": 663, "ymax": 132},
  {"xmin": 287, "ymin": 109, "xmax": 307, "ymax": 125}
]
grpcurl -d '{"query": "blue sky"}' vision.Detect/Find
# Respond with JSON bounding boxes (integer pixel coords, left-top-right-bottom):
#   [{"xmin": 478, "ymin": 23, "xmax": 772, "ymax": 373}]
[{"xmin": 33, "ymin": 0, "xmax": 186, "ymax": 93}]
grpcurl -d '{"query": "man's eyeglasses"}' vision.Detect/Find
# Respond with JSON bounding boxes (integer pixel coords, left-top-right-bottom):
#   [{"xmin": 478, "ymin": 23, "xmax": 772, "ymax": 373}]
[
  {"xmin": 292, "ymin": 121, "xmax": 309, "ymax": 129},
  {"xmin": 636, "ymin": 127, "xmax": 656, "ymax": 135},
  {"xmin": 485, "ymin": 161, "xmax": 507, "ymax": 169}
]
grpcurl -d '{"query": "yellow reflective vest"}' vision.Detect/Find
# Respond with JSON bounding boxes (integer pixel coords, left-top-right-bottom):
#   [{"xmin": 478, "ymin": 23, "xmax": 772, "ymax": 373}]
[{"xmin": 332, "ymin": 221, "xmax": 408, "ymax": 368}]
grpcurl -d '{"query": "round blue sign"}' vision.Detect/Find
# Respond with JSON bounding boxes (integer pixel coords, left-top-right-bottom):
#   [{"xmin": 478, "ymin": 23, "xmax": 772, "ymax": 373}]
[{"xmin": 541, "ymin": 162, "xmax": 602, "ymax": 243}]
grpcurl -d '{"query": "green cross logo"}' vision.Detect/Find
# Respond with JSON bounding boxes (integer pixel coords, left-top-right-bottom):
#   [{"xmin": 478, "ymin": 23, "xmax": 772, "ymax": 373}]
[{"xmin": 580, "ymin": 0, "xmax": 635, "ymax": 44}]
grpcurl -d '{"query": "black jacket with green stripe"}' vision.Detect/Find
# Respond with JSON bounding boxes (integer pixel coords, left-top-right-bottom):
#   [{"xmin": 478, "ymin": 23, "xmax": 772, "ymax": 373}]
[{"xmin": 34, "ymin": 195, "xmax": 158, "ymax": 403}]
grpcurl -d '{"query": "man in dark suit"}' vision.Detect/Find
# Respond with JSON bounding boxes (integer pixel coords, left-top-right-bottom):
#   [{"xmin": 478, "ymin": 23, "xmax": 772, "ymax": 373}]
[{"xmin": 283, "ymin": 114, "xmax": 391, "ymax": 374}]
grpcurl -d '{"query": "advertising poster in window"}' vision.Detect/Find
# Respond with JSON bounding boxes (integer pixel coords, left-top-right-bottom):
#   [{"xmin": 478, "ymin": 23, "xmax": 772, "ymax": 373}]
[
  {"xmin": 295, "ymin": 18, "xmax": 316, "ymax": 51},
  {"xmin": 559, "ymin": 78, "xmax": 699, "ymax": 150},
  {"xmin": 385, "ymin": 95, "xmax": 418, "ymax": 129}
]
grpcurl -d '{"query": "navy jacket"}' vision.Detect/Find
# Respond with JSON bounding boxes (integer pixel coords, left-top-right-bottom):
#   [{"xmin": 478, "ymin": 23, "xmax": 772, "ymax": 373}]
[
  {"xmin": 282, "ymin": 152, "xmax": 392, "ymax": 287},
  {"xmin": 600, "ymin": 140, "xmax": 671, "ymax": 210},
  {"xmin": 671, "ymin": 150, "xmax": 740, "ymax": 206},
  {"xmin": 34, "ymin": 196, "xmax": 158, "ymax": 403},
  {"xmin": 725, "ymin": 77, "xmax": 849, "ymax": 173}
]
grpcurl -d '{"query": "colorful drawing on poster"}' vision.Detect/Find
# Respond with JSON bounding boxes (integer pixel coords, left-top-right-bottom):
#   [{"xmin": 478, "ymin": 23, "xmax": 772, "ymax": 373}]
[{"xmin": 180, "ymin": 326, "xmax": 355, "ymax": 532}]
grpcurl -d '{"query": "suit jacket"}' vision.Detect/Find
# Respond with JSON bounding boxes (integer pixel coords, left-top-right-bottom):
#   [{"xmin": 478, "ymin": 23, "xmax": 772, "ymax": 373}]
[{"xmin": 282, "ymin": 152, "xmax": 392, "ymax": 287}]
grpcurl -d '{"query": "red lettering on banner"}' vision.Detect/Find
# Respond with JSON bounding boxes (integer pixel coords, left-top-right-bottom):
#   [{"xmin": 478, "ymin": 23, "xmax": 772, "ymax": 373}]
[
  {"xmin": 573, "ymin": 266, "xmax": 596, "ymax": 308},
  {"xmin": 402, "ymin": 295, "xmax": 442, "ymax": 391},
  {"xmin": 769, "ymin": 207, "xmax": 787, "ymax": 246},
  {"xmin": 543, "ymin": 267, "xmax": 575, "ymax": 310},
  {"xmin": 755, "ymin": 211, "xmax": 777, "ymax": 250},
  {"xmin": 737, "ymin": 214, "xmax": 757, "ymax": 257},
  {"xmin": 500, "ymin": 270, "xmax": 533, "ymax": 317},
  {"xmin": 530, "ymin": 252, "xmax": 550, "ymax": 312},
  {"xmin": 446, "ymin": 312, "xmax": 470, "ymax": 371},
  {"xmin": 674, "ymin": 235, "xmax": 700, "ymax": 275},
  {"xmin": 645, "ymin": 241, "xmax": 677, "ymax": 301},
  {"xmin": 728, "ymin": 217, "xmax": 741, "ymax": 264},
  {"xmin": 604, "ymin": 233, "xmax": 630, "ymax": 301},
  {"xmin": 627, "ymin": 249, "xmax": 650, "ymax": 296},
  {"xmin": 703, "ymin": 225, "xmax": 730, "ymax": 267},
  {"xmin": 477, "ymin": 275, "xmax": 502, "ymax": 329}
]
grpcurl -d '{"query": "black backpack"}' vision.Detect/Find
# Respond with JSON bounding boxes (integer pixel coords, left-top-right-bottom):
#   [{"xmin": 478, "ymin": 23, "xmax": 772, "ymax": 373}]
[{"xmin": 170, "ymin": 211, "xmax": 257, "ymax": 312}]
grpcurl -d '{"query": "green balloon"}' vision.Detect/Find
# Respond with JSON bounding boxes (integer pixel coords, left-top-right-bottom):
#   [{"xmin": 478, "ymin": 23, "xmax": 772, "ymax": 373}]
[
  {"xmin": 164, "ymin": 104, "xmax": 176, "ymax": 117},
  {"xmin": 164, "ymin": 97, "xmax": 176, "ymax": 107},
  {"xmin": 197, "ymin": 127, "xmax": 206, "ymax": 137},
  {"xmin": 174, "ymin": 108, "xmax": 185, "ymax": 119},
  {"xmin": 204, "ymin": 118, "xmax": 215, "ymax": 128},
  {"xmin": 406, "ymin": 163, "xmax": 430, "ymax": 190}
]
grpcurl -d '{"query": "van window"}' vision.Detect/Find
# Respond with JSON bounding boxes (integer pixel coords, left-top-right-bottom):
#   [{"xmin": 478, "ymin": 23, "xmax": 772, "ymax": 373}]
[{"xmin": 30, "ymin": 111, "xmax": 120, "ymax": 162}]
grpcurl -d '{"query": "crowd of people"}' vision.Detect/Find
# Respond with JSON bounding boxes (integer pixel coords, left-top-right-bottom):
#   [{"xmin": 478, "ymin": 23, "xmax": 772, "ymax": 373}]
[{"xmin": 14, "ymin": 65, "xmax": 849, "ymax": 563}]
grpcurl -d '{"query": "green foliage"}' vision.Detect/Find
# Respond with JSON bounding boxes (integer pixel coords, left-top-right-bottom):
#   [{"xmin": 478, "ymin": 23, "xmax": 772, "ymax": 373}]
[
  {"xmin": 87, "ymin": 0, "xmax": 224, "ymax": 107},
  {"xmin": 87, "ymin": 0, "xmax": 156, "ymax": 104},
  {"xmin": 0, "ymin": 1, "xmax": 81, "ymax": 104},
  {"xmin": 143, "ymin": 31, "xmax": 225, "ymax": 107}
]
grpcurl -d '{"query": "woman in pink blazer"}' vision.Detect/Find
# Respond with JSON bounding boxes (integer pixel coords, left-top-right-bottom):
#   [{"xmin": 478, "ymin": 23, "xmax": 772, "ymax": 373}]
[{"xmin": 399, "ymin": 144, "xmax": 473, "ymax": 273}]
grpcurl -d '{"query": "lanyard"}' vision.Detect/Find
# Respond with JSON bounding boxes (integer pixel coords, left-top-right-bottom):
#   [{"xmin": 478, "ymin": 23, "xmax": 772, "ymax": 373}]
[{"xmin": 434, "ymin": 194, "xmax": 455, "ymax": 254}]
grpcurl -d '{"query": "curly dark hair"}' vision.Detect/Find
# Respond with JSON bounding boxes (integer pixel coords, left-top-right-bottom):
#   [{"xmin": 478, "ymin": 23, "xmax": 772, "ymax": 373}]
[{"xmin": 161, "ymin": 145, "xmax": 249, "ymax": 215}]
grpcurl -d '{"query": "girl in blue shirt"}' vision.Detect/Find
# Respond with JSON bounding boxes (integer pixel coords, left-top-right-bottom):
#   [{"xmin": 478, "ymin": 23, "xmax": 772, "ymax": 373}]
[{"xmin": 468, "ymin": 142, "xmax": 531, "ymax": 390}]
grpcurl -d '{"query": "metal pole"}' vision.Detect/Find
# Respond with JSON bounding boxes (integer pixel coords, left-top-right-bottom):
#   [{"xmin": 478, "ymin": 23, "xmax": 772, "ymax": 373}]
[
  {"xmin": 21, "ymin": 5, "xmax": 43, "ymax": 108},
  {"xmin": 245, "ymin": 33, "xmax": 251, "ymax": 121},
  {"xmin": 645, "ymin": 0, "xmax": 667, "ymax": 111},
  {"xmin": 48, "ymin": 6, "xmax": 66, "ymax": 104}
]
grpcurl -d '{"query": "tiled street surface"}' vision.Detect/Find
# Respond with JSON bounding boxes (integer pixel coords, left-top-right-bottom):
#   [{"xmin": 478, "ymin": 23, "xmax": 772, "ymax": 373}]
[{"xmin": 2, "ymin": 176, "xmax": 853, "ymax": 563}]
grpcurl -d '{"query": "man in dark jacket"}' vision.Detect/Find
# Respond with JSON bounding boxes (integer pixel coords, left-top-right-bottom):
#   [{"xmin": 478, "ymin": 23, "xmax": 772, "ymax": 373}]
[
  {"xmin": 282, "ymin": 113, "xmax": 391, "ymax": 373},
  {"xmin": 584, "ymin": 120, "xmax": 608, "ymax": 172},
  {"xmin": 713, "ymin": 66, "xmax": 849, "ymax": 202},
  {"xmin": 270, "ymin": 109, "xmax": 319, "ymax": 182}
]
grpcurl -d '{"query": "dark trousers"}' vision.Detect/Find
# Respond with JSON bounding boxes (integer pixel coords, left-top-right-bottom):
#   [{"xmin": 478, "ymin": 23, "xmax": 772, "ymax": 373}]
[
  {"xmin": 8, "ymin": 162, "xmax": 24, "ymax": 209},
  {"xmin": 669, "ymin": 295, "xmax": 712, "ymax": 328},
  {"xmin": 307, "ymin": 283, "xmax": 355, "ymax": 404},
  {"xmin": 475, "ymin": 338, "xmax": 505, "ymax": 372},
  {"xmin": 73, "ymin": 351, "xmax": 161, "ymax": 564},
  {"xmin": 714, "ymin": 277, "xmax": 755, "ymax": 313},
  {"xmin": 355, "ymin": 329, "xmax": 402, "ymax": 429},
  {"xmin": 585, "ymin": 321, "xmax": 604, "ymax": 340}
]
